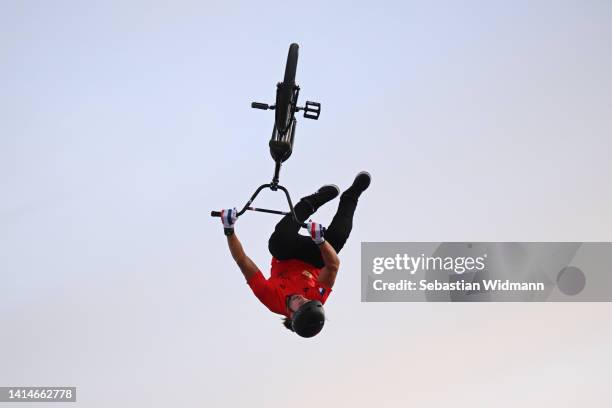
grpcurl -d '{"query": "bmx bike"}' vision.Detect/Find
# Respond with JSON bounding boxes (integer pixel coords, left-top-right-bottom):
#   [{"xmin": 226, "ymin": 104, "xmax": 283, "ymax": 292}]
[{"xmin": 211, "ymin": 43, "xmax": 321, "ymax": 227}]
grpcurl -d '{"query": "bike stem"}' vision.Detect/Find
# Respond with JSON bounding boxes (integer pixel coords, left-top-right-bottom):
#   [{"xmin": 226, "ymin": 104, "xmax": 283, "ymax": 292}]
[{"xmin": 271, "ymin": 160, "xmax": 282, "ymax": 190}]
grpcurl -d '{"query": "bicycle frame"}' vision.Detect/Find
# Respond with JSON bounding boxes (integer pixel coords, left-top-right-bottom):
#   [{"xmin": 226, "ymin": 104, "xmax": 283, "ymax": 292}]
[{"xmin": 275, "ymin": 83, "xmax": 300, "ymax": 136}]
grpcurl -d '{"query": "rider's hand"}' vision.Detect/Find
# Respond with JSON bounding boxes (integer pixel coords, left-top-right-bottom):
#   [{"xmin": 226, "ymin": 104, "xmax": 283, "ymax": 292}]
[
  {"xmin": 220, "ymin": 208, "xmax": 238, "ymax": 236},
  {"xmin": 307, "ymin": 220, "xmax": 326, "ymax": 245}
]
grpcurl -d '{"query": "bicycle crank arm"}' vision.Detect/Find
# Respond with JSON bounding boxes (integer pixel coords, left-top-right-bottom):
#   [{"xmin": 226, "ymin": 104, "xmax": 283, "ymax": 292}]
[{"xmin": 251, "ymin": 102, "xmax": 276, "ymax": 110}]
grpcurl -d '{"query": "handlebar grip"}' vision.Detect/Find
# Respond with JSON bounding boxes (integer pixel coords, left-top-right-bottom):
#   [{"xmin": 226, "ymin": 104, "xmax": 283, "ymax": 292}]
[
  {"xmin": 211, "ymin": 211, "xmax": 221, "ymax": 217},
  {"xmin": 251, "ymin": 102, "xmax": 269, "ymax": 110}
]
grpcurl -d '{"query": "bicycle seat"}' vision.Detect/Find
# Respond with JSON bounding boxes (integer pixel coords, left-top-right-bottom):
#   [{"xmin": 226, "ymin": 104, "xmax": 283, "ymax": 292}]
[{"xmin": 269, "ymin": 140, "xmax": 293, "ymax": 162}]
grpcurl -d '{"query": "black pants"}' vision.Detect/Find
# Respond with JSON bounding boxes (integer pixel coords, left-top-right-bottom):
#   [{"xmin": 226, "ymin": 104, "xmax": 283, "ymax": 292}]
[{"xmin": 268, "ymin": 195, "xmax": 358, "ymax": 268}]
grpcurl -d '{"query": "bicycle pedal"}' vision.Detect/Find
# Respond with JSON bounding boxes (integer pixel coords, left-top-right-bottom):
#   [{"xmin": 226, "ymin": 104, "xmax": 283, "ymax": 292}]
[{"xmin": 303, "ymin": 101, "xmax": 321, "ymax": 120}]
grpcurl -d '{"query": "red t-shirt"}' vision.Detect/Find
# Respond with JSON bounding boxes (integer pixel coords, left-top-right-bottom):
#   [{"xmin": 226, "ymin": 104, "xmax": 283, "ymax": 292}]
[{"xmin": 247, "ymin": 257, "xmax": 332, "ymax": 317}]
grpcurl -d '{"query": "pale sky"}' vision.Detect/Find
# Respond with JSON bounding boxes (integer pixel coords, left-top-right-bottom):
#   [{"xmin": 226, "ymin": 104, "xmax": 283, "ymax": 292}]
[{"xmin": 2, "ymin": 1, "xmax": 612, "ymax": 407}]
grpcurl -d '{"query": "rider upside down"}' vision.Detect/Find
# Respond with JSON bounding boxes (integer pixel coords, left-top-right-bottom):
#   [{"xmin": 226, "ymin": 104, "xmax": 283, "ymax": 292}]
[{"xmin": 220, "ymin": 171, "xmax": 371, "ymax": 338}]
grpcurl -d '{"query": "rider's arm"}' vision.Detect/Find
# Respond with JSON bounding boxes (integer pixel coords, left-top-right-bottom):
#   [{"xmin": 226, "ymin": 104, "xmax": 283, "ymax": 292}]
[
  {"xmin": 227, "ymin": 233, "xmax": 286, "ymax": 314},
  {"xmin": 317, "ymin": 241, "xmax": 340, "ymax": 289},
  {"xmin": 226, "ymin": 233, "xmax": 260, "ymax": 281}
]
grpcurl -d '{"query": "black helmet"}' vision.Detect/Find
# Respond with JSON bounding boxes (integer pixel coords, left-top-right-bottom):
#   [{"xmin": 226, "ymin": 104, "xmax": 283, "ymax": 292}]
[{"xmin": 291, "ymin": 300, "xmax": 325, "ymax": 338}]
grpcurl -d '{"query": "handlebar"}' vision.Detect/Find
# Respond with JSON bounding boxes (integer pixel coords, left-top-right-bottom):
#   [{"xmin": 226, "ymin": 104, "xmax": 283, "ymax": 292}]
[{"xmin": 210, "ymin": 183, "xmax": 306, "ymax": 228}]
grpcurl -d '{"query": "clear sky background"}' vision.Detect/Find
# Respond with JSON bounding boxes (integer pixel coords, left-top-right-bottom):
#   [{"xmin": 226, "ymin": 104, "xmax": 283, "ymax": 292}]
[{"xmin": 2, "ymin": 1, "xmax": 611, "ymax": 407}]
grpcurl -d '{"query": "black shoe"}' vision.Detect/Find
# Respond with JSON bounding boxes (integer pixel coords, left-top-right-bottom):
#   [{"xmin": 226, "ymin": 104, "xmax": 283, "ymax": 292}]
[
  {"xmin": 342, "ymin": 171, "xmax": 371, "ymax": 201},
  {"xmin": 301, "ymin": 184, "xmax": 340, "ymax": 212},
  {"xmin": 352, "ymin": 171, "xmax": 371, "ymax": 192}
]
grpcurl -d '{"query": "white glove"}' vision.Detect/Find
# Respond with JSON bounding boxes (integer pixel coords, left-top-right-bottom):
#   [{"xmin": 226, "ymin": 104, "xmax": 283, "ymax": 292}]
[
  {"xmin": 307, "ymin": 220, "xmax": 326, "ymax": 245},
  {"xmin": 221, "ymin": 208, "xmax": 238, "ymax": 236}
]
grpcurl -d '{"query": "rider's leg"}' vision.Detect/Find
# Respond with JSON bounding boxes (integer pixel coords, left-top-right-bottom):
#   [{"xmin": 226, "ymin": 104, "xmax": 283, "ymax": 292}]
[
  {"xmin": 275, "ymin": 194, "xmax": 360, "ymax": 269},
  {"xmin": 286, "ymin": 172, "xmax": 372, "ymax": 268},
  {"xmin": 325, "ymin": 171, "xmax": 371, "ymax": 253},
  {"xmin": 268, "ymin": 185, "xmax": 339, "ymax": 260},
  {"xmin": 267, "ymin": 201, "xmax": 314, "ymax": 260}
]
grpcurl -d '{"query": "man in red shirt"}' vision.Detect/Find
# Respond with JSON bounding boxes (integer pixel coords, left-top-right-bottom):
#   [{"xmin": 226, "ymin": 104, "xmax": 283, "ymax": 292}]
[{"xmin": 220, "ymin": 171, "xmax": 371, "ymax": 338}]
